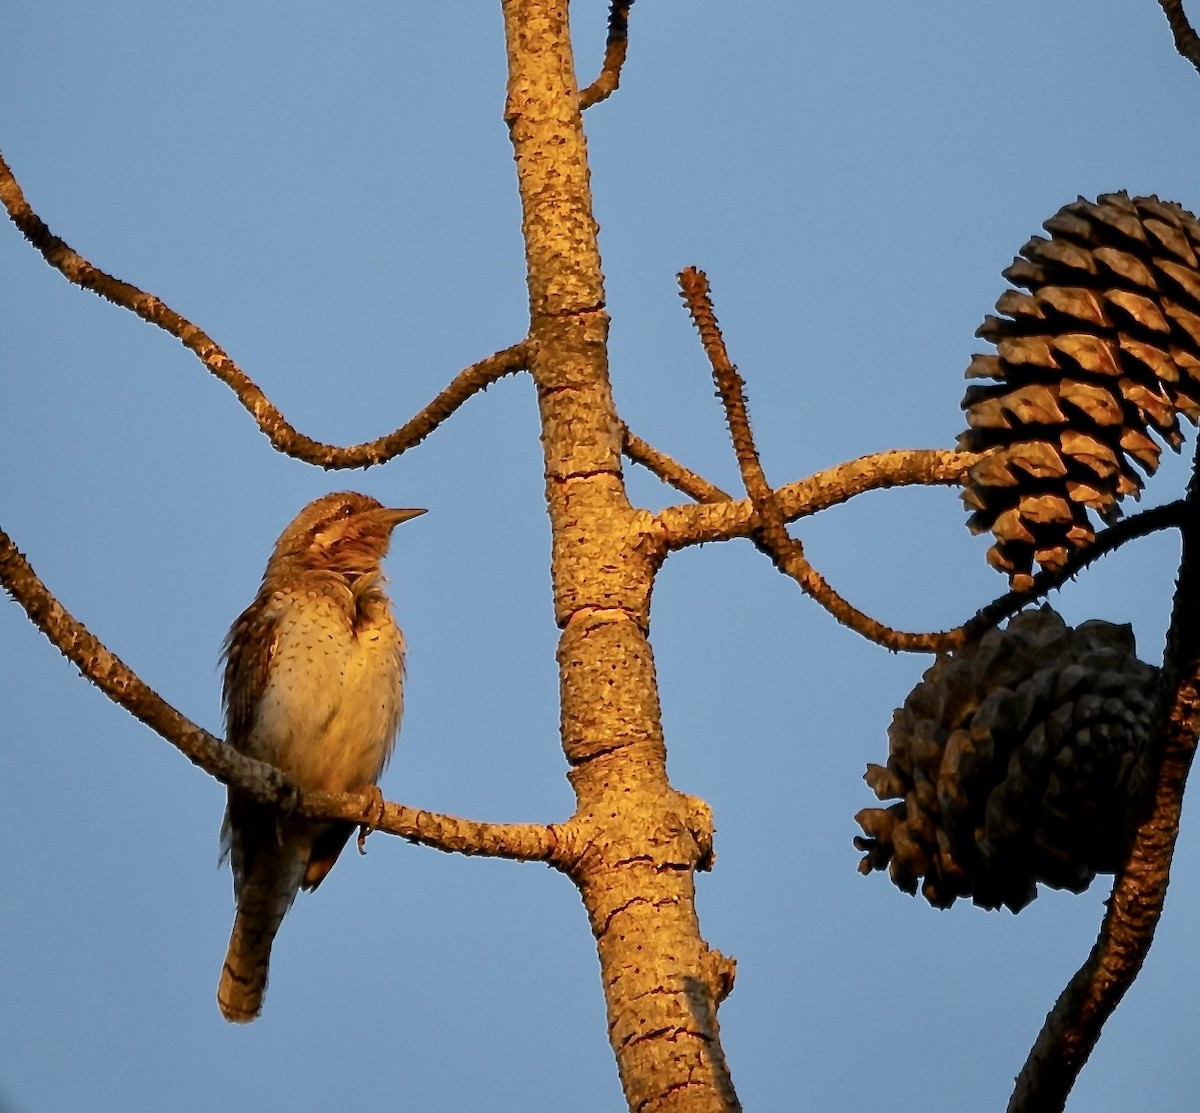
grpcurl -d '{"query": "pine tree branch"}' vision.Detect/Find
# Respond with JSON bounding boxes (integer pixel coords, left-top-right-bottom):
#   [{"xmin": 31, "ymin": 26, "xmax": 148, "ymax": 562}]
[
  {"xmin": 1159, "ymin": 0, "xmax": 1200, "ymax": 75},
  {"xmin": 776, "ymin": 448, "xmax": 982, "ymax": 518},
  {"xmin": 673, "ymin": 267, "xmax": 1185, "ymax": 652},
  {"xmin": 622, "ymin": 423, "xmax": 731, "ymax": 503},
  {"xmin": 579, "ymin": 0, "xmax": 634, "ymax": 109},
  {"xmin": 0, "ymin": 524, "xmax": 563, "ymax": 864},
  {"xmin": 657, "ymin": 449, "xmax": 980, "ymax": 547},
  {"xmin": 676, "ymin": 267, "xmax": 968, "ymax": 649},
  {"xmin": 0, "ymin": 151, "xmax": 529, "ymax": 468},
  {"xmin": 1008, "ymin": 474, "xmax": 1200, "ymax": 1112}
]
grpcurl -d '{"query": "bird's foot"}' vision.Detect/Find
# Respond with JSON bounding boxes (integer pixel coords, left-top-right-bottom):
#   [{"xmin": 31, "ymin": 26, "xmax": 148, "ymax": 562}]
[{"xmin": 357, "ymin": 785, "xmax": 386, "ymax": 855}]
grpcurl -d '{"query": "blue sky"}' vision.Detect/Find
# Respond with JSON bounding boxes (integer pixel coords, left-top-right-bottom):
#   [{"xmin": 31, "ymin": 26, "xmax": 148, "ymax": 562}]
[{"xmin": 2, "ymin": 4, "xmax": 1199, "ymax": 1111}]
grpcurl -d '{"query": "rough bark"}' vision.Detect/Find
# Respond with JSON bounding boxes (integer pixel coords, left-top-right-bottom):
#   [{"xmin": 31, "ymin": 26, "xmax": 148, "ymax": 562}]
[{"xmin": 501, "ymin": 2, "xmax": 740, "ymax": 1109}]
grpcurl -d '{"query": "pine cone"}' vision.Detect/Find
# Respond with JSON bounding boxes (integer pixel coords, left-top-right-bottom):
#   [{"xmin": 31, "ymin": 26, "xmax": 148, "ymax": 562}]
[
  {"xmin": 854, "ymin": 608, "xmax": 1160, "ymax": 911},
  {"xmin": 959, "ymin": 192, "xmax": 1200, "ymax": 589}
]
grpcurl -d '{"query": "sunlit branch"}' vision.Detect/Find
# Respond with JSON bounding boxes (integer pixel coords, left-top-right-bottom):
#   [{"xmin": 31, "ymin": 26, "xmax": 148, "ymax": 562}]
[
  {"xmin": 0, "ymin": 524, "xmax": 563, "ymax": 864},
  {"xmin": 672, "ymin": 263, "xmax": 1184, "ymax": 652},
  {"xmin": 0, "ymin": 152, "xmax": 529, "ymax": 468},
  {"xmin": 621, "ymin": 423, "xmax": 731, "ymax": 503},
  {"xmin": 1159, "ymin": 0, "xmax": 1200, "ymax": 75},
  {"xmin": 1007, "ymin": 473, "xmax": 1200, "ymax": 1111},
  {"xmin": 658, "ymin": 451, "xmax": 979, "ymax": 548},
  {"xmin": 677, "ymin": 268, "xmax": 768, "ymax": 501},
  {"xmin": 777, "ymin": 448, "xmax": 981, "ymax": 518},
  {"xmin": 579, "ymin": 0, "xmax": 634, "ymax": 109},
  {"xmin": 676, "ymin": 267, "xmax": 959, "ymax": 649},
  {"xmin": 310, "ymin": 792, "xmax": 566, "ymax": 863},
  {"xmin": 657, "ymin": 484, "xmax": 1182, "ymax": 654}
]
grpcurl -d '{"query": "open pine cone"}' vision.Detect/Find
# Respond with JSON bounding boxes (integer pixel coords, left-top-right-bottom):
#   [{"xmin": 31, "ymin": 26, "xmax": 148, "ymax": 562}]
[
  {"xmin": 959, "ymin": 192, "xmax": 1200, "ymax": 589},
  {"xmin": 854, "ymin": 608, "xmax": 1160, "ymax": 911}
]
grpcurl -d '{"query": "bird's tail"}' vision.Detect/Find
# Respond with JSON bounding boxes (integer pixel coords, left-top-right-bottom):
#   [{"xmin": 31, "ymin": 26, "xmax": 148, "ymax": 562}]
[{"xmin": 217, "ymin": 836, "xmax": 309, "ymax": 1023}]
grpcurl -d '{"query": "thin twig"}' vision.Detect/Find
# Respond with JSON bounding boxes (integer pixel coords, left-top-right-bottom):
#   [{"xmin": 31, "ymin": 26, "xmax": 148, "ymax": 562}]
[
  {"xmin": 579, "ymin": 0, "xmax": 634, "ymax": 109},
  {"xmin": 677, "ymin": 269, "xmax": 768, "ymax": 498},
  {"xmin": 621, "ymin": 424, "xmax": 731, "ymax": 503},
  {"xmin": 1007, "ymin": 467, "xmax": 1200, "ymax": 1111},
  {"xmin": 957, "ymin": 501, "xmax": 1186, "ymax": 644},
  {"xmin": 1159, "ymin": 0, "xmax": 1200, "ymax": 75},
  {"xmin": 0, "ymin": 151, "xmax": 529, "ymax": 468},
  {"xmin": 0, "ymin": 524, "xmax": 565, "ymax": 865}
]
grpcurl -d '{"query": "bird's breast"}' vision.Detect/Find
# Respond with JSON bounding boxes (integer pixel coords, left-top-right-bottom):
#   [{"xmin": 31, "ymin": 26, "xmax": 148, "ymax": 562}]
[{"xmin": 249, "ymin": 586, "xmax": 405, "ymax": 793}]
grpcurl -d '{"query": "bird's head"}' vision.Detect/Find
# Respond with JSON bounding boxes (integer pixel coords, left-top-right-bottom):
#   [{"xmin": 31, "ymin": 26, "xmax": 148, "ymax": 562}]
[{"xmin": 269, "ymin": 492, "xmax": 425, "ymax": 578}]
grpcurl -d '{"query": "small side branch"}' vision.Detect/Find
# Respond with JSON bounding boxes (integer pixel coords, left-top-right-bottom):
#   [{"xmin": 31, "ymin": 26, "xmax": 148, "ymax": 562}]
[
  {"xmin": 1159, "ymin": 0, "xmax": 1200, "ymax": 75},
  {"xmin": 677, "ymin": 268, "xmax": 768, "ymax": 501},
  {"xmin": 1007, "ymin": 480, "xmax": 1200, "ymax": 1111},
  {"xmin": 677, "ymin": 267, "xmax": 955, "ymax": 650},
  {"xmin": 657, "ymin": 448, "xmax": 980, "ymax": 548},
  {"xmin": 776, "ymin": 448, "xmax": 981, "ymax": 519},
  {"xmin": 579, "ymin": 0, "xmax": 634, "ymax": 109},
  {"xmin": 0, "ymin": 525, "xmax": 564, "ymax": 865},
  {"xmin": 0, "ymin": 152, "xmax": 529, "ymax": 468},
  {"xmin": 303, "ymin": 792, "xmax": 565, "ymax": 863},
  {"xmin": 957, "ymin": 501, "xmax": 1186, "ymax": 646},
  {"xmin": 621, "ymin": 423, "xmax": 731, "ymax": 503},
  {"xmin": 673, "ymin": 267, "xmax": 1185, "ymax": 654}
]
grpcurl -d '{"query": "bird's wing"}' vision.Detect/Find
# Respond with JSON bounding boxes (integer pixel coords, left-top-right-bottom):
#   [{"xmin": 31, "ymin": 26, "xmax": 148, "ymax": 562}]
[{"xmin": 221, "ymin": 592, "xmax": 281, "ymax": 754}]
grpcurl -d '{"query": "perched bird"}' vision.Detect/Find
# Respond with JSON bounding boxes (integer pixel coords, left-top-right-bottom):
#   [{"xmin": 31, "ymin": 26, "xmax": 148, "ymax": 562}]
[{"xmin": 217, "ymin": 491, "xmax": 424, "ymax": 1023}]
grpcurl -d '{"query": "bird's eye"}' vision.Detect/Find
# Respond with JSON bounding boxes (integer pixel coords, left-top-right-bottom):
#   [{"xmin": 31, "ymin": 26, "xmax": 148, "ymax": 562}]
[{"xmin": 338, "ymin": 504, "xmax": 355, "ymax": 518}]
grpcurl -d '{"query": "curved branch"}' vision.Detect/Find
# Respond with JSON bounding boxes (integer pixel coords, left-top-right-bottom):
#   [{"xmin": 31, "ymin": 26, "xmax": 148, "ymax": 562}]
[
  {"xmin": 668, "ymin": 500, "xmax": 1183, "ymax": 654},
  {"xmin": 1007, "ymin": 480, "xmax": 1200, "ymax": 1110},
  {"xmin": 956, "ymin": 500, "xmax": 1186, "ymax": 642},
  {"xmin": 650, "ymin": 318, "xmax": 1183, "ymax": 653},
  {"xmin": 579, "ymin": 0, "xmax": 634, "ymax": 109},
  {"xmin": 621, "ymin": 424, "xmax": 731, "ymax": 503},
  {"xmin": 0, "ymin": 524, "xmax": 563, "ymax": 865},
  {"xmin": 657, "ymin": 448, "xmax": 979, "ymax": 549},
  {"xmin": 777, "ymin": 448, "xmax": 981, "ymax": 519},
  {"xmin": 0, "ymin": 151, "xmax": 530, "ymax": 468},
  {"xmin": 1159, "ymin": 0, "xmax": 1200, "ymax": 75}
]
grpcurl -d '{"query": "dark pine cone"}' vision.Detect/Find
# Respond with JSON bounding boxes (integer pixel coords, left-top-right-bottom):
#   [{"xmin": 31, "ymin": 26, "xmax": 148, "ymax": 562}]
[
  {"xmin": 854, "ymin": 608, "xmax": 1160, "ymax": 911},
  {"xmin": 959, "ymin": 192, "xmax": 1200, "ymax": 589}
]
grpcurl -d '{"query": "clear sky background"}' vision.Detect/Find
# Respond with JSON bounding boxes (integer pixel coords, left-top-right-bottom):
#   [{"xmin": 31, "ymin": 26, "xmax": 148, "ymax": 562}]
[{"xmin": 2, "ymin": 4, "xmax": 1199, "ymax": 1111}]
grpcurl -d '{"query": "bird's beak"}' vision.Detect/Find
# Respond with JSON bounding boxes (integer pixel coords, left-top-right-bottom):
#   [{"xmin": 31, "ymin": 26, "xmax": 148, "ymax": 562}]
[{"xmin": 378, "ymin": 507, "xmax": 427, "ymax": 530}]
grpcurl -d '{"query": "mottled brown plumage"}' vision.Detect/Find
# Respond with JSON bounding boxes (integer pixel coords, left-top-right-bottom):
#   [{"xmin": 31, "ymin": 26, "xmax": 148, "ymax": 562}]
[{"xmin": 217, "ymin": 492, "xmax": 424, "ymax": 1023}]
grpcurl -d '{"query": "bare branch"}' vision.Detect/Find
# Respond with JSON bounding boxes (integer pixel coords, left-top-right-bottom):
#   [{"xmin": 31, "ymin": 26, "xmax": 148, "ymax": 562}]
[
  {"xmin": 777, "ymin": 448, "xmax": 982, "ymax": 518},
  {"xmin": 955, "ymin": 501, "xmax": 1186, "ymax": 644},
  {"xmin": 672, "ymin": 265, "xmax": 1185, "ymax": 653},
  {"xmin": 771, "ymin": 555, "xmax": 975, "ymax": 652},
  {"xmin": 621, "ymin": 423, "xmax": 731, "ymax": 503},
  {"xmin": 677, "ymin": 268, "xmax": 769, "ymax": 500},
  {"xmin": 579, "ymin": 0, "xmax": 634, "ymax": 109},
  {"xmin": 0, "ymin": 524, "xmax": 564, "ymax": 865},
  {"xmin": 676, "ymin": 267, "xmax": 961, "ymax": 649},
  {"xmin": 657, "ymin": 448, "xmax": 979, "ymax": 547},
  {"xmin": 0, "ymin": 151, "xmax": 529, "ymax": 468},
  {"xmin": 304, "ymin": 791, "xmax": 566, "ymax": 864},
  {"xmin": 1007, "ymin": 476, "xmax": 1200, "ymax": 1111},
  {"xmin": 1159, "ymin": 0, "xmax": 1200, "ymax": 75}
]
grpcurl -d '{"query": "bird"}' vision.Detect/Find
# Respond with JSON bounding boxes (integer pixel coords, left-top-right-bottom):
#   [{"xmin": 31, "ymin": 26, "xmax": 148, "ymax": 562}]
[{"xmin": 216, "ymin": 491, "xmax": 424, "ymax": 1023}]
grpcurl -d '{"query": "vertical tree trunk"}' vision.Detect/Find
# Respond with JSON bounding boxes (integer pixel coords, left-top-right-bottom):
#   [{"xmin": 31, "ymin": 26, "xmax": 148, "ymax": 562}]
[{"xmin": 501, "ymin": 2, "xmax": 740, "ymax": 1110}]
